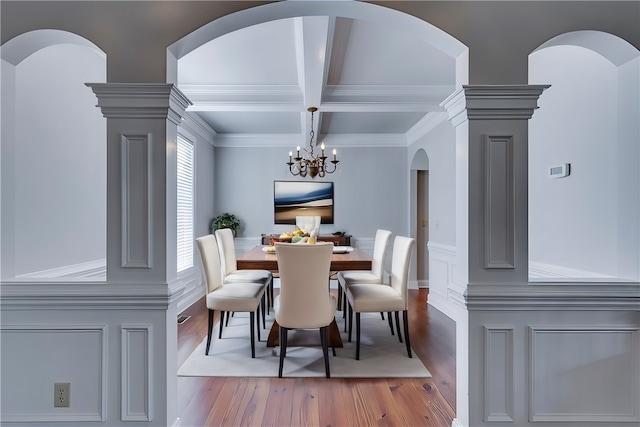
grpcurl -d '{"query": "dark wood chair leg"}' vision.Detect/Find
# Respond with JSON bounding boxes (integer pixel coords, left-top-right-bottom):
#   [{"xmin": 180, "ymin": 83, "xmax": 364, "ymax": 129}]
[
  {"xmin": 380, "ymin": 312, "xmax": 385, "ymax": 320},
  {"xmin": 355, "ymin": 312, "xmax": 361, "ymax": 360},
  {"xmin": 250, "ymin": 311, "xmax": 256, "ymax": 358},
  {"xmin": 256, "ymin": 305, "xmax": 261, "ymax": 342},
  {"xmin": 226, "ymin": 311, "xmax": 233, "ymax": 326},
  {"xmin": 388, "ymin": 311, "xmax": 394, "ymax": 335},
  {"xmin": 348, "ymin": 303, "xmax": 353, "ymax": 342},
  {"xmin": 395, "ymin": 311, "xmax": 403, "ymax": 343},
  {"xmin": 205, "ymin": 309, "xmax": 214, "ymax": 355},
  {"xmin": 261, "ymin": 294, "xmax": 266, "ymax": 329},
  {"xmin": 320, "ymin": 326, "xmax": 330, "ymax": 378},
  {"xmin": 278, "ymin": 326, "xmax": 288, "ymax": 377},
  {"xmin": 219, "ymin": 311, "xmax": 225, "ymax": 339},
  {"xmin": 403, "ymin": 310, "xmax": 412, "ymax": 358}
]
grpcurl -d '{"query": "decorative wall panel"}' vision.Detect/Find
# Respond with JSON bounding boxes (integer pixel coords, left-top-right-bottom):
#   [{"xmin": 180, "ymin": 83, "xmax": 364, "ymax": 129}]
[
  {"xmin": 529, "ymin": 326, "xmax": 639, "ymax": 422},
  {"xmin": 120, "ymin": 134, "xmax": 153, "ymax": 268},
  {"xmin": 483, "ymin": 326, "xmax": 514, "ymax": 422},
  {"xmin": 0, "ymin": 326, "xmax": 107, "ymax": 422},
  {"xmin": 121, "ymin": 325, "xmax": 153, "ymax": 421},
  {"xmin": 483, "ymin": 135, "xmax": 514, "ymax": 269}
]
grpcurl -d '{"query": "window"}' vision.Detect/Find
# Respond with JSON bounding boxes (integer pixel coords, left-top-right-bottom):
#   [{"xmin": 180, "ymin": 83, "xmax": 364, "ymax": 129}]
[{"xmin": 177, "ymin": 135, "xmax": 194, "ymax": 273}]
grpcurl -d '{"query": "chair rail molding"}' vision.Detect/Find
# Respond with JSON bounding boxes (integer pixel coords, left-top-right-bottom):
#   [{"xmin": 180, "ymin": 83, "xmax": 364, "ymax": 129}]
[
  {"xmin": 0, "ymin": 281, "xmax": 184, "ymax": 310},
  {"xmin": 465, "ymin": 283, "xmax": 640, "ymax": 311}
]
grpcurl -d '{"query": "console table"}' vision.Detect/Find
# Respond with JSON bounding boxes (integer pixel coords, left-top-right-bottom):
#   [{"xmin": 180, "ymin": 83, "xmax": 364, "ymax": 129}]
[{"xmin": 260, "ymin": 233, "xmax": 351, "ymax": 246}]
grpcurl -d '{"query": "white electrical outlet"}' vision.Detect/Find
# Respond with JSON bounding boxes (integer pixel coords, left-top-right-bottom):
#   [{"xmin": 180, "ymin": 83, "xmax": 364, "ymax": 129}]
[{"xmin": 54, "ymin": 382, "xmax": 70, "ymax": 407}]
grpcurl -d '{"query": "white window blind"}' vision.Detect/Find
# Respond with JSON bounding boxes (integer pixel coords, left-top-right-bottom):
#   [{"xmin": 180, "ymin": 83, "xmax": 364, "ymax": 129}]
[{"xmin": 177, "ymin": 135, "xmax": 194, "ymax": 273}]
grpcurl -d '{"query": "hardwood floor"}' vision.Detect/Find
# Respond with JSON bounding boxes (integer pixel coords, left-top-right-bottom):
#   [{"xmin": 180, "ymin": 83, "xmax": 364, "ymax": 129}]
[{"xmin": 176, "ymin": 288, "xmax": 456, "ymax": 427}]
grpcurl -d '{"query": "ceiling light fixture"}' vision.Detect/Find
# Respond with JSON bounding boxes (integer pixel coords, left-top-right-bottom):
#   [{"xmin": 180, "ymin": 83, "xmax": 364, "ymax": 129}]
[{"xmin": 287, "ymin": 107, "xmax": 339, "ymax": 179}]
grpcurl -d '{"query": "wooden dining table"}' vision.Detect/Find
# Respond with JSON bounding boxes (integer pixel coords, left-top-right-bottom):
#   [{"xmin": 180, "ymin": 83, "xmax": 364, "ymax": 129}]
[{"xmin": 237, "ymin": 245, "xmax": 372, "ymax": 348}]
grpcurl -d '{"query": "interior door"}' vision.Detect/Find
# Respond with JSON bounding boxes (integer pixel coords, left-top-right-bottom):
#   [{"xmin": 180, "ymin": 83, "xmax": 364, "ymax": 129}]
[{"xmin": 417, "ymin": 170, "xmax": 429, "ymax": 282}]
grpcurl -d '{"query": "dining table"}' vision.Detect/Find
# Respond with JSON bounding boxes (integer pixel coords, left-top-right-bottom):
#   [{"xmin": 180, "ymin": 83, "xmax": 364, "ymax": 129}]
[{"xmin": 236, "ymin": 244, "xmax": 372, "ymax": 348}]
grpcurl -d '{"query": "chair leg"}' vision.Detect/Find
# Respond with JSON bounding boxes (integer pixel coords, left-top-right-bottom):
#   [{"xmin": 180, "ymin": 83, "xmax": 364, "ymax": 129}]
[
  {"xmin": 348, "ymin": 303, "xmax": 353, "ymax": 342},
  {"xmin": 219, "ymin": 311, "xmax": 225, "ymax": 339},
  {"xmin": 388, "ymin": 311, "xmax": 394, "ymax": 335},
  {"xmin": 355, "ymin": 312, "xmax": 361, "ymax": 360},
  {"xmin": 380, "ymin": 312, "xmax": 385, "ymax": 320},
  {"xmin": 395, "ymin": 311, "xmax": 403, "ymax": 343},
  {"xmin": 261, "ymin": 293, "xmax": 266, "ymax": 329},
  {"xmin": 320, "ymin": 326, "xmax": 331, "ymax": 378},
  {"xmin": 343, "ymin": 294, "xmax": 349, "ymax": 332},
  {"xmin": 205, "ymin": 310, "xmax": 214, "ymax": 355},
  {"xmin": 270, "ymin": 279, "xmax": 274, "ymax": 312},
  {"xmin": 403, "ymin": 310, "xmax": 412, "ymax": 358},
  {"xmin": 256, "ymin": 305, "xmax": 262, "ymax": 342},
  {"xmin": 278, "ymin": 327, "xmax": 288, "ymax": 378},
  {"xmin": 250, "ymin": 311, "xmax": 256, "ymax": 358}
]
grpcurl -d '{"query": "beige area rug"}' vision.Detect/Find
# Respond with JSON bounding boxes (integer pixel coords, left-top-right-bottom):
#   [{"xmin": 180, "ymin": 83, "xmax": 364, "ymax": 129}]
[{"xmin": 178, "ymin": 312, "xmax": 431, "ymax": 378}]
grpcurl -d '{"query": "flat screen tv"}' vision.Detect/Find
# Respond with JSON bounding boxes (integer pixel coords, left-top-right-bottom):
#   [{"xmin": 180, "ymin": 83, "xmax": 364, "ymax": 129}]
[{"xmin": 274, "ymin": 181, "xmax": 334, "ymax": 225}]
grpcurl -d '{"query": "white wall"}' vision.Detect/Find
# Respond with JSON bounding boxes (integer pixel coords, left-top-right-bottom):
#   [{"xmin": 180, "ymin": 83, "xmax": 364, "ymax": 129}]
[
  {"xmin": 11, "ymin": 44, "xmax": 106, "ymax": 277},
  {"xmin": 529, "ymin": 45, "xmax": 639, "ymax": 280},
  {"xmin": 213, "ymin": 145, "xmax": 409, "ymax": 240}
]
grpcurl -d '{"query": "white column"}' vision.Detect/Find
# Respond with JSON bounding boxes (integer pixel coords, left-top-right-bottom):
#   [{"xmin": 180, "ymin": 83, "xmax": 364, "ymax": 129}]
[
  {"xmin": 442, "ymin": 85, "xmax": 548, "ymax": 427},
  {"xmin": 86, "ymin": 83, "xmax": 191, "ymax": 426}
]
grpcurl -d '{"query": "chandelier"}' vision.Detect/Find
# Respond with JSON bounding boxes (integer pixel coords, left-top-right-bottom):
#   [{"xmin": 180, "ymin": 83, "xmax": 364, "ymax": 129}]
[{"xmin": 287, "ymin": 107, "xmax": 339, "ymax": 178}]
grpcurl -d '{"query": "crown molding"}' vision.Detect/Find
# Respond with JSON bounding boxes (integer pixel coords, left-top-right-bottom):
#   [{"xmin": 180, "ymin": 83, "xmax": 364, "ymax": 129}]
[
  {"xmin": 442, "ymin": 85, "xmax": 550, "ymax": 126},
  {"xmin": 86, "ymin": 83, "xmax": 192, "ymax": 124}
]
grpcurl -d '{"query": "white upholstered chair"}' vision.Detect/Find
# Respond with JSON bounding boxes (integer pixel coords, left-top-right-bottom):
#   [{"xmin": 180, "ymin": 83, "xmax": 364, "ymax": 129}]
[
  {"xmin": 337, "ymin": 229, "xmax": 392, "ymax": 330},
  {"xmin": 274, "ymin": 242, "xmax": 336, "ymax": 378},
  {"xmin": 345, "ymin": 235, "xmax": 415, "ymax": 360},
  {"xmin": 215, "ymin": 228, "xmax": 274, "ymax": 317},
  {"xmin": 196, "ymin": 234, "xmax": 265, "ymax": 358}
]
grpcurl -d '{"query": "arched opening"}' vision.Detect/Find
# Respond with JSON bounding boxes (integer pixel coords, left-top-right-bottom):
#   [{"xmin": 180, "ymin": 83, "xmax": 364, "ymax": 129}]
[
  {"xmin": 1, "ymin": 30, "xmax": 107, "ymax": 281},
  {"xmin": 528, "ymin": 30, "xmax": 640, "ymax": 282}
]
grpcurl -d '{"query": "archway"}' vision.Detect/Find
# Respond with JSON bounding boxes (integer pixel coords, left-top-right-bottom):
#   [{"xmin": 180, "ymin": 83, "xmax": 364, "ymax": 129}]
[
  {"xmin": 410, "ymin": 149, "xmax": 430, "ymax": 287},
  {"xmin": 529, "ymin": 30, "xmax": 640, "ymax": 282},
  {"xmin": 1, "ymin": 29, "xmax": 107, "ymax": 281}
]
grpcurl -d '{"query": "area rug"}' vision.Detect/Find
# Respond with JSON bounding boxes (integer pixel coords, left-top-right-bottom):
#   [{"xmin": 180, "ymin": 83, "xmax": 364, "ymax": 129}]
[{"xmin": 178, "ymin": 312, "xmax": 431, "ymax": 378}]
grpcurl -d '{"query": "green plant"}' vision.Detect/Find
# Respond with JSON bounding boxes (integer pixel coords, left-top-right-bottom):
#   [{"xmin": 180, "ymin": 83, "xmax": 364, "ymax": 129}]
[{"xmin": 210, "ymin": 213, "xmax": 241, "ymax": 235}]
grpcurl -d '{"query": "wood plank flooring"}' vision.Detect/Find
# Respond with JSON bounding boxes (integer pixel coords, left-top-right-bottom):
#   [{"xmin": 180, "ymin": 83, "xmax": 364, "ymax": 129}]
[{"xmin": 177, "ymin": 288, "xmax": 456, "ymax": 427}]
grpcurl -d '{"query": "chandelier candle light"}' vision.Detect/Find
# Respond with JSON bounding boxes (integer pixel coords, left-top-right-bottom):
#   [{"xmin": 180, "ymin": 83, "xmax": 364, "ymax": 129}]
[{"xmin": 287, "ymin": 107, "xmax": 339, "ymax": 178}]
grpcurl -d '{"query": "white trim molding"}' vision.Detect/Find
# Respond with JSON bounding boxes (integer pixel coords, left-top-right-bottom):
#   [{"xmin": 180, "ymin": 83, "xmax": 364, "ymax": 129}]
[
  {"xmin": 121, "ymin": 325, "xmax": 153, "ymax": 422},
  {"xmin": 465, "ymin": 283, "xmax": 640, "ymax": 311},
  {"xmin": 0, "ymin": 325, "xmax": 108, "ymax": 423}
]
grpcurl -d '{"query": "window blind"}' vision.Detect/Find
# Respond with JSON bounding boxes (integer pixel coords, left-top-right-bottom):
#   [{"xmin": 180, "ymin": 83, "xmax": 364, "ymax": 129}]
[{"xmin": 177, "ymin": 135, "xmax": 194, "ymax": 273}]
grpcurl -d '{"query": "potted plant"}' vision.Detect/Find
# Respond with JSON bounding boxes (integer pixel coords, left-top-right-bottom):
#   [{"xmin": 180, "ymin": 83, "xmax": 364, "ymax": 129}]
[{"xmin": 210, "ymin": 213, "xmax": 241, "ymax": 237}]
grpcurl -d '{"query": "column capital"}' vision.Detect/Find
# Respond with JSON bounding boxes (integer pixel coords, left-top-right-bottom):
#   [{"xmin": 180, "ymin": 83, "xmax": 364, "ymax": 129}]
[
  {"xmin": 442, "ymin": 85, "xmax": 550, "ymax": 126},
  {"xmin": 86, "ymin": 83, "xmax": 192, "ymax": 125}
]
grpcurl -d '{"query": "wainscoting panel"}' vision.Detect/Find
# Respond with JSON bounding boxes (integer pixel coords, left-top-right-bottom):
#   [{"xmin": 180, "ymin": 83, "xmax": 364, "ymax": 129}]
[
  {"xmin": 483, "ymin": 135, "xmax": 515, "ymax": 269},
  {"xmin": 0, "ymin": 326, "xmax": 107, "ymax": 422},
  {"xmin": 426, "ymin": 242, "xmax": 460, "ymax": 319},
  {"xmin": 121, "ymin": 325, "xmax": 153, "ymax": 421},
  {"xmin": 483, "ymin": 326, "xmax": 514, "ymax": 422},
  {"xmin": 529, "ymin": 326, "xmax": 639, "ymax": 423},
  {"xmin": 120, "ymin": 133, "xmax": 153, "ymax": 268}
]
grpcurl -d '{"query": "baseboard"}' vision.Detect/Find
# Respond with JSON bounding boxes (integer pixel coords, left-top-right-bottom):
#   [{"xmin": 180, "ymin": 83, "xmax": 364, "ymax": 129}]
[{"xmin": 451, "ymin": 418, "xmax": 464, "ymax": 427}]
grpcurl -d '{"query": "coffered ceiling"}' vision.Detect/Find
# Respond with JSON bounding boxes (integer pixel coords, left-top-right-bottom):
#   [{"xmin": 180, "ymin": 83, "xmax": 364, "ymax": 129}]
[{"xmin": 177, "ymin": 15, "xmax": 457, "ymax": 148}]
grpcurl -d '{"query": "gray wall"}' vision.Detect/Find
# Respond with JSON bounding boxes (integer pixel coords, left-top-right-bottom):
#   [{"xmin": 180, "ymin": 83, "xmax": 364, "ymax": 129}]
[{"xmin": 214, "ymin": 145, "xmax": 408, "ymax": 240}]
